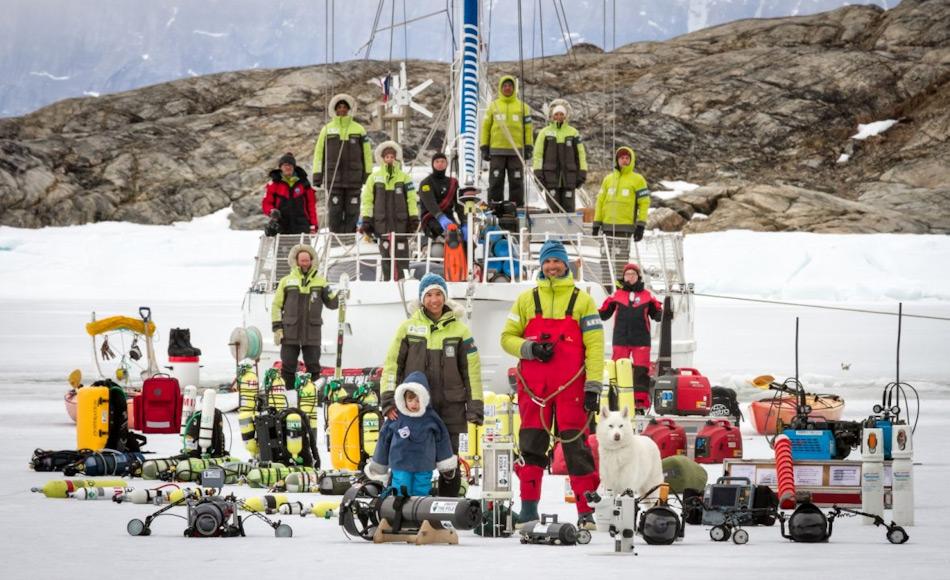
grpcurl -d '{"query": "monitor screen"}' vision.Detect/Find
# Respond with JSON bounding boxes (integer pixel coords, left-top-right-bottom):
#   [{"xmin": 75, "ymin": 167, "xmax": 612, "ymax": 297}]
[{"xmin": 709, "ymin": 486, "xmax": 739, "ymax": 508}]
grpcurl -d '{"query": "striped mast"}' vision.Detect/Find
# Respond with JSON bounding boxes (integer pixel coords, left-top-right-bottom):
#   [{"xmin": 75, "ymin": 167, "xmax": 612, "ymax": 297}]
[{"xmin": 457, "ymin": 0, "xmax": 480, "ymax": 187}]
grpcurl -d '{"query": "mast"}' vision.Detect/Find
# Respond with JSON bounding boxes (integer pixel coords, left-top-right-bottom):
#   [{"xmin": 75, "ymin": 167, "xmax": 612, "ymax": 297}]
[{"xmin": 457, "ymin": 0, "xmax": 480, "ymax": 187}]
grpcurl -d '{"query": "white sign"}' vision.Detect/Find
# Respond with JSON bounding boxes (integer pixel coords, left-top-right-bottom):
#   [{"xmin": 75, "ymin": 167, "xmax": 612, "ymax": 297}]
[
  {"xmin": 728, "ymin": 464, "xmax": 756, "ymax": 482},
  {"xmin": 429, "ymin": 501, "xmax": 457, "ymax": 514},
  {"xmin": 756, "ymin": 468, "xmax": 777, "ymax": 486},
  {"xmin": 793, "ymin": 465, "xmax": 823, "ymax": 487},
  {"xmin": 829, "ymin": 465, "xmax": 861, "ymax": 487}
]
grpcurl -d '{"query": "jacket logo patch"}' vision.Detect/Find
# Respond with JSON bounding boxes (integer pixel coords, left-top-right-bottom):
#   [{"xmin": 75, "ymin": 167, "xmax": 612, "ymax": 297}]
[
  {"xmin": 445, "ymin": 345, "xmax": 456, "ymax": 358},
  {"xmin": 512, "ymin": 114, "xmax": 520, "ymax": 122},
  {"xmin": 375, "ymin": 176, "xmax": 385, "ymax": 183},
  {"xmin": 422, "ymin": 184, "xmax": 430, "ymax": 191},
  {"xmin": 633, "ymin": 296, "xmax": 641, "ymax": 305},
  {"xmin": 328, "ymin": 128, "xmax": 340, "ymax": 134},
  {"xmin": 286, "ymin": 280, "xmax": 300, "ymax": 287},
  {"xmin": 398, "ymin": 426, "xmax": 411, "ymax": 439},
  {"xmin": 622, "ymin": 189, "xmax": 630, "ymax": 196},
  {"xmin": 494, "ymin": 113, "xmax": 505, "ymax": 121},
  {"xmin": 408, "ymin": 324, "xmax": 428, "ymax": 336}
]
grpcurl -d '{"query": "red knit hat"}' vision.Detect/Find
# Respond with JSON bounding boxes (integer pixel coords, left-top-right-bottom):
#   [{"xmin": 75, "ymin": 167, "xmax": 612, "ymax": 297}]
[{"xmin": 622, "ymin": 263, "xmax": 641, "ymax": 276}]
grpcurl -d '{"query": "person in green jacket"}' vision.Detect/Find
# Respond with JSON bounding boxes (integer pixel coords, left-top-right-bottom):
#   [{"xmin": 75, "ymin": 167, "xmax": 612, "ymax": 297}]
[
  {"xmin": 312, "ymin": 93, "xmax": 374, "ymax": 234},
  {"xmin": 272, "ymin": 244, "xmax": 341, "ymax": 389},
  {"xmin": 380, "ymin": 272, "xmax": 484, "ymax": 497},
  {"xmin": 480, "ymin": 75, "xmax": 534, "ymax": 207},
  {"xmin": 593, "ymin": 146, "xmax": 651, "ymax": 240},
  {"xmin": 359, "ymin": 140, "xmax": 419, "ymax": 281},
  {"xmin": 500, "ymin": 240, "xmax": 604, "ymax": 529},
  {"xmin": 532, "ymin": 99, "xmax": 588, "ymax": 213}
]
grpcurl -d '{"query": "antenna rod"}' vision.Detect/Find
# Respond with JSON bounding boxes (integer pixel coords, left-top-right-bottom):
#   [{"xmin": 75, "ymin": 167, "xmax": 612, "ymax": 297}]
[{"xmin": 896, "ymin": 302, "xmax": 902, "ymax": 385}]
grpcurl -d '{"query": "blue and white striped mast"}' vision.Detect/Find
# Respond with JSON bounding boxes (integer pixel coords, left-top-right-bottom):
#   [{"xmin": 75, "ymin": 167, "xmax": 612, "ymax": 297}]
[{"xmin": 457, "ymin": 0, "xmax": 481, "ymax": 188}]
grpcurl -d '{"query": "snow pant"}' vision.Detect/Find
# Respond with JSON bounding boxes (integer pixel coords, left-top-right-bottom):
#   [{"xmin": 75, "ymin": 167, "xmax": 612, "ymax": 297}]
[
  {"xmin": 543, "ymin": 187, "xmax": 576, "ymax": 213},
  {"xmin": 390, "ymin": 470, "xmax": 433, "ymax": 496},
  {"xmin": 488, "ymin": 155, "xmax": 525, "ymax": 207},
  {"xmin": 436, "ymin": 432, "xmax": 462, "ymax": 498},
  {"xmin": 378, "ymin": 234, "xmax": 409, "ymax": 281},
  {"xmin": 327, "ymin": 186, "xmax": 361, "ymax": 234},
  {"xmin": 515, "ymin": 385, "xmax": 599, "ymax": 514},
  {"xmin": 612, "ymin": 345, "xmax": 651, "ymax": 367},
  {"xmin": 280, "ymin": 344, "xmax": 321, "ymax": 390}
]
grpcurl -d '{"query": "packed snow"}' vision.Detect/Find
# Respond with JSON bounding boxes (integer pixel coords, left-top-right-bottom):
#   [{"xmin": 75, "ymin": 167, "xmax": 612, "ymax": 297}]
[
  {"xmin": 852, "ymin": 119, "xmax": 899, "ymax": 140},
  {"xmin": 654, "ymin": 180, "xmax": 701, "ymax": 200},
  {"xmin": 1, "ymin": 209, "xmax": 948, "ymax": 578}
]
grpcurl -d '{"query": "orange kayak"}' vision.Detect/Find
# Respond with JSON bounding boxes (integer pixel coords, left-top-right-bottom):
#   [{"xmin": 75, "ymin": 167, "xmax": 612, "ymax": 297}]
[{"xmin": 748, "ymin": 393, "xmax": 845, "ymax": 435}]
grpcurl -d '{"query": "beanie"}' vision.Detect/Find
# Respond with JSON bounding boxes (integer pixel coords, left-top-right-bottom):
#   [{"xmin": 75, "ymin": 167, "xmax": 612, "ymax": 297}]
[
  {"xmin": 278, "ymin": 152, "xmax": 296, "ymax": 167},
  {"xmin": 419, "ymin": 272, "xmax": 448, "ymax": 301}
]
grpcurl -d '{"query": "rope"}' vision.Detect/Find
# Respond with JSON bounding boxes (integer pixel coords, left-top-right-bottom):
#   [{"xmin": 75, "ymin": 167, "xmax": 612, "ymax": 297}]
[
  {"xmin": 693, "ymin": 292, "xmax": 950, "ymax": 321},
  {"xmin": 514, "ymin": 363, "xmax": 590, "ymax": 445}
]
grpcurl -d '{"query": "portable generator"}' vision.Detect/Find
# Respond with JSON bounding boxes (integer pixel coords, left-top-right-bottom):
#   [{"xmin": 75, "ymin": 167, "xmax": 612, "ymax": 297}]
[
  {"xmin": 652, "ymin": 368, "xmax": 712, "ymax": 417},
  {"xmin": 640, "ymin": 418, "xmax": 686, "ymax": 458},
  {"xmin": 693, "ymin": 418, "xmax": 742, "ymax": 464}
]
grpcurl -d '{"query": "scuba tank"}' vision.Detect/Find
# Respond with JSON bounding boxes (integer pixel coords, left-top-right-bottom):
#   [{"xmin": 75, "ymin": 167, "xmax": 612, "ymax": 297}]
[
  {"xmin": 70, "ymin": 486, "xmax": 128, "ymax": 500},
  {"xmin": 243, "ymin": 495, "xmax": 289, "ymax": 514},
  {"xmin": 180, "ymin": 385, "xmax": 198, "ymax": 437},
  {"xmin": 114, "ymin": 485, "xmax": 180, "ymax": 505},
  {"xmin": 263, "ymin": 368, "xmax": 289, "ymax": 410},
  {"xmin": 285, "ymin": 470, "xmax": 321, "ymax": 493},
  {"xmin": 309, "ymin": 500, "xmax": 340, "ymax": 518},
  {"xmin": 297, "ymin": 373, "xmax": 320, "ymax": 444},
  {"xmin": 246, "ymin": 465, "xmax": 317, "ymax": 489},
  {"xmin": 65, "ymin": 450, "xmax": 146, "ymax": 477},
  {"xmin": 31, "ymin": 478, "xmax": 128, "ymax": 499},
  {"xmin": 615, "ymin": 357, "xmax": 636, "ymax": 415},
  {"xmin": 328, "ymin": 401, "xmax": 381, "ymax": 470},
  {"xmin": 174, "ymin": 457, "xmax": 237, "ymax": 483},
  {"xmin": 284, "ymin": 411, "xmax": 305, "ymax": 465},
  {"xmin": 141, "ymin": 455, "xmax": 189, "ymax": 480},
  {"xmin": 198, "ymin": 389, "xmax": 217, "ymax": 456},
  {"xmin": 237, "ymin": 364, "xmax": 260, "ymax": 456}
]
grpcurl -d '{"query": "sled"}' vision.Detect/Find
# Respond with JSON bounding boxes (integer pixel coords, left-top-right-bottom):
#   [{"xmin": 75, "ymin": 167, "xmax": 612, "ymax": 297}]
[{"xmin": 749, "ymin": 394, "xmax": 845, "ymax": 435}]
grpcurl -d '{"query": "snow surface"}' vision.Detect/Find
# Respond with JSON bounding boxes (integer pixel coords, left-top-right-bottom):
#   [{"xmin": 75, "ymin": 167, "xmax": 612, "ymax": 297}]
[
  {"xmin": 852, "ymin": 119, "xmax": 898, "ymax": 140},
  {"xmin": 1, "ymin": 211, "xmax": 948, "ymax": 578}
]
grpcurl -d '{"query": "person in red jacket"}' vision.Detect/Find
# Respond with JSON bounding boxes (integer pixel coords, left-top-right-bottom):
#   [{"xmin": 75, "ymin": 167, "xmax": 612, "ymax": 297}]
[
  {"xmin": 599, "ymin": 263, "xmax": 662, "ymax": 367},
  {"xmin": 262, "ymin": 152, "xmax": 318, "ymax": 235}
]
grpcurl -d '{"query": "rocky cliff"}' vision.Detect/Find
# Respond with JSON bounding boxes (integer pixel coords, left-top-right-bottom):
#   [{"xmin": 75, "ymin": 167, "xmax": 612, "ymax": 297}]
[{"xmin": 1, "ymin": 0, "xmax": 947, "ymax": 234}]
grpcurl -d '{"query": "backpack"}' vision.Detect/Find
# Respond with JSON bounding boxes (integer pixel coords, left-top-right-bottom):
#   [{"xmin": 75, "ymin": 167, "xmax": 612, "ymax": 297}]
[
  {"xmin": 93, "ymin": 380, "xmax": 147, "ymax": 453},
  {"xmin": 31, "ymin": 449, "xmax": 90, "ymax": 472},
  {"xmin": 254, "ymin": 407, "xmax": 320, "ymax": 468},
  {"xmin": 710, "ymin": 386, "xmax": 743, "ymax": 425},
  {"xmin": 183, "ymin": 408, "xmax": 227, "ymax": 457}
]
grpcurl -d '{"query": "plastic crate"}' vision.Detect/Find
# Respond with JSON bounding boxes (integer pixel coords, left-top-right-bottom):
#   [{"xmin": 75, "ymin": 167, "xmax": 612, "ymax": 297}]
[{"xmin": 783, "ymin": 429, "xmax": 836, "ymax": 460}]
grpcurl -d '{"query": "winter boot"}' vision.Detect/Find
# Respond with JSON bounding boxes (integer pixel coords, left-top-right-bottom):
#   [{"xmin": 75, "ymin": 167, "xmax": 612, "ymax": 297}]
[
  {"xmin": 181, "ymin": 328, "xmax": 201, "ymax": 356},
  {"xmin": 577, "ymin": 511, "xmax": 596, "ymax": 531},
  {"xmin": 167, "ymin": 329, "xmax": 183, "ymax": 357},
  {"xmin": 516, "ymin": 500, "xmax": 539, "ymax": 528},
  {"xmin": 437, "ymin": 470, "xmax": 462, "ymax": 498}
]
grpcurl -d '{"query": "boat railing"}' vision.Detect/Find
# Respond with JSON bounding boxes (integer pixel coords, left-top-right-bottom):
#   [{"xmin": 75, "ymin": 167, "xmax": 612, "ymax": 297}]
[{"xmin": 251, "ymin": 228, "xmax": 689, "ymax": 295}]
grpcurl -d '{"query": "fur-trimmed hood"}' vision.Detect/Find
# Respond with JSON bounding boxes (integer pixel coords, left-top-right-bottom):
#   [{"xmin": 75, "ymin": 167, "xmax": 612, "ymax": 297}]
[
  {"xmin": 286, "ymin": 244, "xmax": 317, "ymax": 269},
  {"xmin": 329, "ymin": 93, "xmax": 357, "ymax": 117},
  {"xmin": 544, "ymin": 98, "xmax": 573, "ymax": 121},
  {"xmin": 408, "ymin": 297, "xmax": 465, "ymax": 319},
  {"xmin": 374, "ymin": 140, "xmax": 403, "ymax": 165},
  {"xmin": 394, "ymin": 371, "xmax": 431, "ymax": 418}
]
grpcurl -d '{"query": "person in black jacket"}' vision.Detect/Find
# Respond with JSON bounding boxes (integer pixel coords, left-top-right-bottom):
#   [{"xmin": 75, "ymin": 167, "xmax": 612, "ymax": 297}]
[
  {"xmin": 418, "ymin": 152, "xmax": 466, "ymax": 240},
  {"xmin": 599, "ymin": 262, "xmax": 663, "ymax": 367}
]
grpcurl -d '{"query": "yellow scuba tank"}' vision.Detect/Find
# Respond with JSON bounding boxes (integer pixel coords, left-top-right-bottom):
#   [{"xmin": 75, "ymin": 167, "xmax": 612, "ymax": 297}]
[
  {"xmin": 483, "ymin": 392, "xmax": 497, "ymax": 436},
  {"xmin": 237, "ymin": 365, "xmax": 260, "ymax": 456},
  {"xmin": 264, "ymin": 368, "xmax": 288, "ymax": 410},
  {"xmin": 309, "ymin": 500, "xmax": 341, "ymax": 518},
  {"xmin": 615, "ymin": 357, "xmax": 636, "ymax": 416},
  {"xmin": 285, "ymin": 470, "xmax": 320, "ymax": 493},
  {"xmin": 284, "ymin": 411, "xmax": 304, "ymax": 464},
  {"xmin": 297, "ymin": 374, "xmax": 319, "ymax": 441},
  {"xmin": 76, "ymin": 386, "xmax": 110, "ymax": 451},
  {"xmin": 142, "ymin": 456, "xmax": 185, "ymax": 480},
  {"xmin": 167, "ymin": 487, "xmax": 203, "ymax": 504},
  {"xmin": 31, "ymin": 478, "xmax": 128, "ymax": 499},
  {"xmin": 243, "ymin": 494, "xmax": 289, "ymax": 514},
  {"xmin": 361, "ymin": 407, "xmax": 381, "ymax": 460},
  {"xmin": 69, "ymin": 486, "xmax": 128, "ymax": 500},
  {"xmin": 174, "ymin": 457, "xmax": 235, "ymax": 483},
  {"xmin": 328, "ymin": 402, "xmax": 361, "ymax": 470}
]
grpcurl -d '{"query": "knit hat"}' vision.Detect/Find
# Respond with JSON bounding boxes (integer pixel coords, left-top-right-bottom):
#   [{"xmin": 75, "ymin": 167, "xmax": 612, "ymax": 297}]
[
  {"xmin": 419, "ymin": 272, "xmax": 448, "ymax": 301},
  {"xmin": 538, "ymin": 240, "xmax": 569, "ymax": 270},
  {"xmin": 623, "ymin": 263, "xmax": 641, "ymax": 276},
  {"xmin": 278, "ymin": 152, "xmax": 296, "ymax": 167},
  {"xmin": 551, "ymin": 104, "xmax": 567, "ymax": 117}
]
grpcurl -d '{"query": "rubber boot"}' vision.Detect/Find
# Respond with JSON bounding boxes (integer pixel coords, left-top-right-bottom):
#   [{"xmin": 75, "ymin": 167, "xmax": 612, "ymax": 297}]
[
  {"xmin": 437, "ymin": 471, "xmax": 462, "ymax": 498},
  {"xmin": 516, "ymin": 500, "xmax": 539, "ymax": 527},
  {"xmin": 577, "ymin": 512, "xmax": 596, "ymax": 531}
]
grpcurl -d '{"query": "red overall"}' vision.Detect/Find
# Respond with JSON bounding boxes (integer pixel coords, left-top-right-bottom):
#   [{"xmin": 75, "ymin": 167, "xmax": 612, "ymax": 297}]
[
  {"xmin": 514, "ymin": 288, "xmax": 600, "ymax": 514},
  {"xmin": 613, "ymin": 345, "xmax": 651, "ymax": 367}
]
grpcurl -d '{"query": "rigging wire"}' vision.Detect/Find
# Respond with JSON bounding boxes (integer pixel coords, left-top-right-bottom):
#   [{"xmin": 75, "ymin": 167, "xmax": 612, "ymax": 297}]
[
  {"xmin": 692, "ymin": 292, "xmax": 950, "ymax": 322},
  {"xmin": 389, "ymin": 0, "xmax": 397, "ymax": 65}
]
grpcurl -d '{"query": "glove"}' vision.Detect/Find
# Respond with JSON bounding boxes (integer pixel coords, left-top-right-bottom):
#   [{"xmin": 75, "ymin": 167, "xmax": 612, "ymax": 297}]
[
  {"xmin": 524, "ymin": 145, "xmax": 533, "ymax": 160},
  {"xmin": 437, "ymin": 214, "xmax": 453, "ymax": 230},
  {"xmin": 583, "ymin": 382, "xmax": 602, "ymax": 413},
  {"xmin": 269, "ymin": 209, "xmax": 281, "ymax": 219},
  {"xmin": 466, "ymin": 400, "xmax": 484, "ymax": 426},
  {"xmin": 592, "ymin": 226, "xmax": 600, "ymax": 237},
  {"xmin": 577, "ymin": 170, "xmax": 587, "ymax": 186},
  {"xmin": 634, "ymin": 224, "xmax": 645, "ymax": 242},
  {"xmin": 273, "ymin": 329, "xmax": 283, "ymax": 346},
  {"xmin": 314, "ymin": 173, "xmax": 323, "ymax": 188},
  {"xmin": 359, "ymin": 216, "xmax": 374, "ymax": 236},
  {"xmin": 523, "ymin": 341, "xmax": 554, "ymax": 362},
  {"xmin": 481, "ymin": 145, "xmax": 490, "ymax": 162},
  {"xmin": 650, "ymin": 308, "xmax": 663, "ymax": 322},
  {"xmin": 408, "ymin": 216, "xmax": 420, "ymax": 231},
  {"xmin": 364, "ymin": 460, "xmax": 390, "ymax": 484},
  {"xmin": 440, "ymin": 468, "xmax": 458, "ymax": 480}
]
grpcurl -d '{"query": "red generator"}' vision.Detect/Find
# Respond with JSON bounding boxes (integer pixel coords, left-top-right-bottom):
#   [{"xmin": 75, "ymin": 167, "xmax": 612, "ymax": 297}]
[
  {"xmin": 640, "ymin": 418, "xmax": 687, "ymax": 458},
  {"xmin": 652, "ymin": 368, "xmax": 712, "ymax": 416},
  {"xmin": 133, "ymin": 375, "xmax": 182, "ymax": 434},
  {"xmin": 693, "ymin": 418, "xmax": 743, "ymax": 464}
]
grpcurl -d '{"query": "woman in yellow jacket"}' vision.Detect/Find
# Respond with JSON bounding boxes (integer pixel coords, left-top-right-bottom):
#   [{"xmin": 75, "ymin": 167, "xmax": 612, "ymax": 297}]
[{"xmin": 592, "ymin": 146, "xmax": 651, "ymax": 241}]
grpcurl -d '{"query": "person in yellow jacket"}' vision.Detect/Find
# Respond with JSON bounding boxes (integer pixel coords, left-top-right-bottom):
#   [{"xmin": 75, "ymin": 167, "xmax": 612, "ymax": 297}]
[
  {"xmin": 593, "ymin": 146, "xmax": 651, "ymax": 241},
  {"xmin": 360, "ymin": 140, "xmax": 419, "ymax": 281},
  {"xmin": 272, "ymin": 244, "xmax": 341, "ymax": 389},
  {"xmin": 500, "ymin": 240, "xmax": 604, "ymax": 530},
  {"xmin": 480, "ymin": 75, "xmax": 534, "ymax": 207},
  {"xmin": 312, "ymin": 93, "xmax": 374, "ymax": 233},
  {"xmin": 381, "ymin": 273, "xmax": 483, "ymax": 497},
  {"xmin": 532, "ymin": 99, "xmax": 587, "ymax": 213}
]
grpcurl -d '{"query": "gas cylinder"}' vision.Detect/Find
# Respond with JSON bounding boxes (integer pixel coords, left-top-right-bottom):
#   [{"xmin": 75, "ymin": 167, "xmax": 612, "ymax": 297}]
[
  {"xmin": 69, "ymin": 486, "xmax": 128, "ymax": 500},
  {"xmin": 297, "ymin": 374, "xmax": 319, "ymax": 442},
  {"xmin": 329, "ymin": 402, "xmax": 360, "ymax": 470},
  {"xmin": 180, "ymin": 385, "xmax": 198, "ymax": 437},
  {"xmin": 615, "ymin": 358, "xmax": 636, "ymax": 415},
  {"xmin": 174, "ymin": 456, "xmax": 236, "ymax": 483},
  {"xmin": 31, "ymin": 478, "xmax": 128, "ymax": 499},
  {"xmin": 285, "ymin": 470, "xmax": 320, "ymax": 493},
  {"xmin": 243, "ymin": 494, "xmax": 289, "ymax": 514},
  {"xmin": 237, "ymin": 365, "xmax": 260, "ymax": 456},
  {"xmin": 263, "ymin": 368, "xmax": 288, "ymax": 410}
]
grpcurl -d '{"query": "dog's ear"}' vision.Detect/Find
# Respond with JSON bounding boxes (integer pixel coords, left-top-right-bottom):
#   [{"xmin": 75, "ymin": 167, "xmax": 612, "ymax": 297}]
[
  {"xmin": 621, "ymin": 406, "xmax": 630, "ymax": 419},
  {"xmin": 600, "ymin": 406, "xmax": 609, "ymax": 419}
]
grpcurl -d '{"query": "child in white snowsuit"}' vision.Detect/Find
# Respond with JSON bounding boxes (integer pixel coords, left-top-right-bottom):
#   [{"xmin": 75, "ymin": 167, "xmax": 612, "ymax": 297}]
[{"xmin": 365, "ymin": 371, "xmax": 458, "ymax": 495}]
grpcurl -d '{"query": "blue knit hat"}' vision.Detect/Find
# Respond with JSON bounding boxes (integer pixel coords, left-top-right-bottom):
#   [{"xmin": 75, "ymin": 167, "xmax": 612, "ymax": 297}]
[
  {"xmin": 419, "ymin": 272, "xmax": 448, "ymax": 301},
  {"xmin": 538, "ymin": 240, "xmax": 569, "ymax": 276}
]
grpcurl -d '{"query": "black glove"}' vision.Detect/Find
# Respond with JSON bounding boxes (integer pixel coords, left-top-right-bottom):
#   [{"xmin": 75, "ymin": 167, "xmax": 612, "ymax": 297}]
[
  {"xmin": 524, "ymin": 145, "xmax": 533, "ymax": 160},
  {"xmin": 408, "ymin": 216, "xmax": 420, "ymax": 232},
  {"xmin": 650, "ymin": 307, "xmax": 663, "ymax": 322},
  {"xmin": 314, "ymin": 173, "xmax": 323, "ymax": 188},
  {"xmin": 584, "ymin": 390, "xmax": 601, "ymax": 413},
  {"xmin": 481, "ymin": 145, "xmax": 490, "ymax": 162},
  {"xmin": 634, "ymin": 224, "xmax": 645, "ymax": 242},
  {"xmin": 592, "ymin": 226, "xmax": 600, "ymax": 237},
  {"xmin": 359, "ymin": 216, "xmax": 375, "ymax": 236},
  {"xmin": 531, "ymin": 342, "xmax": 555, "ymax": 363},
  {"xmin": 269, "ymin": 209, "xmax": 281, "ymax": 219},
  {"xmin": 577, "ymin": 170, "xmax": 587, "ymax": 186}
]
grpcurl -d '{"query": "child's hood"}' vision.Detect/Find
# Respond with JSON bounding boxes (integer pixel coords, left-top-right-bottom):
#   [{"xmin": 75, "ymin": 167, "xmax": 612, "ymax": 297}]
[{"xmin": 394, "ymin": 370, "xmax": 431, "ymax": 418}]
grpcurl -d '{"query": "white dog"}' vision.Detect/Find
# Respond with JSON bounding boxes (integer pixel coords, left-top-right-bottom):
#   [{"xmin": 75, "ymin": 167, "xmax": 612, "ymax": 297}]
[{"xmin": 595, "ymin": 407, "xmax": 664, "ymax": 502}]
